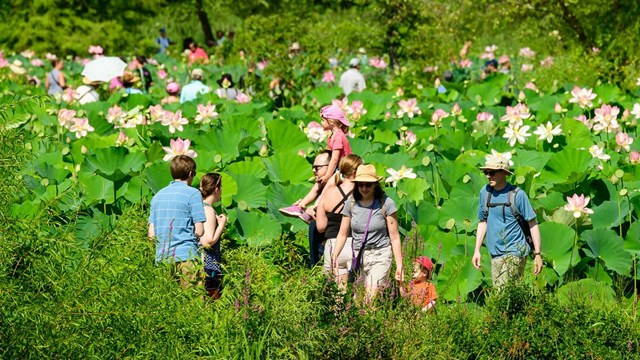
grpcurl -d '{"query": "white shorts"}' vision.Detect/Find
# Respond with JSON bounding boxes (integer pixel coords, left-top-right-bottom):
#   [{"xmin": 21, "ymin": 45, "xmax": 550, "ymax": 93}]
[
  {"xmin": 323, "ymin": 237, "xmax": 353, "ymax": 276},
  {"xmin": 362, "ymin": 245, "xmax": 392, "ymax": 288}
]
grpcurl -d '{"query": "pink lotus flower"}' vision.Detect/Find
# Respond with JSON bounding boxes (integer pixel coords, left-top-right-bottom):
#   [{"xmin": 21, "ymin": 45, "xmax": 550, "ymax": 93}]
[
  {"xmin": 396, "ymin": 130, "xmax": 417, "ymax": 147},
  {"xmin": 521, "ymin": 64, "xmax": 534, "ymax": 72},
  {"xmin": 554, "ymin": 103, "xmax": 565, "ymax": 113},
  {"xmin": 592, "ymin": 104, "xmax": 620, "ymax": 133},
  {"xmin": 430, "ymin": 108, "xmax": 449, "ymax": 126},
  {"xmin": 395, "ymin": 88, "xmax": 404, "ymax": 97},
  {"xmin": 519, "ymin": 47, "xmax": 536, "ymax": 58},
  {"xmin": 451, "ymin": 103, "xmax": 462, "ymax": 116},
  {"xmin": 540, "ymin": 56, "xmax": 553, "ymax": 67},
  {"xmin": 81, "ymin": 58, "xmax": 91, "ymax": 66},
  {"xmin": 485, "ymin": 45, "xmax": 498, "ymax": 53},
  {"xmin": 239, "ymin": 50, "xmax": 245, "ymax": 60},
  {"xmin": 615, "ymin": 132, "xmax": 634, "ymax": 152},
  {"xmin": 162, "ymin": 138, "xmax": 198, "ymax": 161},
  {"xmin": 568, "ymin": 86, "xmax": 597, "ymax": 109},
  {"xmin": 500, "ymin": 103, "xmax": 531, "ymax": 125},
  {"xmin": 396, "ymin": 98, "xmax": 421, "ymax": 118},
  {"xmin": 61, "ymin": 87, "xmax": 76, "ymax": 103},
  {"xmin": 157, "ymin": 69, "xmax": 167, "ymax": 79},
  {"xmin": 459, "ymin": 59, "xmax": 473, "ymax": 68},
  {"xmin": 58, "ymin": 109, "xmax": 77, "ymax": 128},
  {"xmin": 563, "ymin": 194, "xmax": 594, "ymax": 218},
  {"xmin": 476, "ymin": 112, "xmax": 494, "ymax": 122},
  {"xmin": 30, "ymin": 59, "xmax": 43, "ymax": 67},
  {"xmin": 369, "ymin": 57, "xmax": 388, "ymax": 69},
  {"xmin": 0, "ymin": 59, "xmax": 8, "ymax": 68},
  {"xmin": 304, "ymin": 121, "xmax": 328, "ymax": 143},
  {"xmin": 236, "ymin": 93, "xmax": 251, "ymax": 104},
  {"xmin": 147, "ymin": 105, "xmax": 165, "ymax": 123},
  {"xmin": 106, "ymin": 105, "xmax": 123, "ymax": 125},
  {"xmin": 257, "ymin": 60, "xmax": 268, "ymax": 71},
  {"xmin": 322, "ymin": 71, "xmax": 335, "ymax": 83},
  {"xmin": 574, "ymin": 114, "xmax": 592, "ymax": 129},
  {"xmin": 69, "ymin": 118, "xmax": 95, "ymax": 138},
  {"xmin": 480, "ymin": 52, "xmax": 495, "ymax": 60},
  {"xmin": 161, "ymin": 110, "xmax": 188, "ymax": 133},
  {"xmin": 592, "ymin": 47, "xmax": 600, "ymax": 54},
  {"xmin": 498, "ymin": 55, "xmax": 510, "ymax": 64},
  {"xmin": 194, "ymin": 104, "xmax": 218, "ymax": 124},
  {"xmin": 20, "ymin": 50, "xmax": 35, "ymax": 59},
  {"xmin": 525, "ymin": 82, "xmax": 538, "ymax": 92},
  {"xmin": 349, "ymin": 100, "xmax": 367, "ymax": 121},
  {"xmin": 88, "ymin": 45, "xmax": 104, "ymax": 55},
  {"xmin": 116, "ymin": 131, "xmax": 129, "ymax": 146},
  {"xmin": 45, "ymin": 53, "xmax": 57, "ymax": 61},
  {"xmin": 629, "ymin": 151, "xmax": 640, "ymax": 164}
]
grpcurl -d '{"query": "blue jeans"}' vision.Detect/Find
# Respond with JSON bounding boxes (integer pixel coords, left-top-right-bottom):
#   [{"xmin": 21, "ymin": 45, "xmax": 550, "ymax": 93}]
[{"xmin": 308, "ymin": 221, "xmax": 325, "ymax": 267}]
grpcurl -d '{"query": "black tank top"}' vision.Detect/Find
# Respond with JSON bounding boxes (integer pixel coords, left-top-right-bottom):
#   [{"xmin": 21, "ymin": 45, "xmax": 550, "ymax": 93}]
[{"xmin": 325, "ymin": 185, "xmax": 352, "ymax": 239}]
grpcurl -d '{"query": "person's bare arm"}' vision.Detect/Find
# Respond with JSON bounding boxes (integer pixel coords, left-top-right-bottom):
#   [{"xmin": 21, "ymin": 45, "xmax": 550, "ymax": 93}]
[
  {"xmin": 529, "ymin": 219, "xmax": 542, "ymax": 275},
  {"xmin": 148, "ymin": 223, "xmax": 155, "ymax": 239},
  {"xmin": 472, "ymin": 221, "xmax": 487, "ymax": 269},
  {"xmin": 387, "ymin": 213, "xmax": 404, "ymax": 282}
]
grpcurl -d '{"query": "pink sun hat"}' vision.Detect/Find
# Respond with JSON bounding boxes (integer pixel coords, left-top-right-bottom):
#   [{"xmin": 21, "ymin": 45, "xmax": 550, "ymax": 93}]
[
  {"xmin": 166, "ymin": 82, "xmax": 180, "ymax": 94},
  {"xmin": 320, "ymin": 104, "xmax": 351, "ymax": 127}
]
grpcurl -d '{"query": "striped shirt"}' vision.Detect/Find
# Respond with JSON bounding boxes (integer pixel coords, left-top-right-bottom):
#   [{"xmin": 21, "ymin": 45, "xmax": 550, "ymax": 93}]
[{"xmin": 149, "ymin": 181, "xmax": 206, "ymax": 262}]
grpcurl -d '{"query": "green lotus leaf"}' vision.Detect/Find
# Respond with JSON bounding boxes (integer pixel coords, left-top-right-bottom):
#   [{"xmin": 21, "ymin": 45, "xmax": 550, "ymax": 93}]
[
  {"xmin": 425, "ymin": 229, "xmax": 459, "ymax": 262},
  {"xmin": 348, "ymin": 91, "xmax": 393, "ymax": 121},
  {"xmin": 437, "ymin": 255, "xmax": 484, "ymax": 301},
  {"xmin": 581, "ymin": 228, "xmax": 632, "ymax": 275},
  {"xmin": 235, "ymin": 209, "xmax": 282, "ymax": 247},
  {"xmin": 438, "ymin": 129, "xmax": 473, "ymax": 160},
  {"xmin": 34, "ymin": 155, "xmax": 70, "ymax": 185},
  {"xmin": 226, "ymin": 114, "xmax": 263, "ymax": 138},
  {"xmin": 142, "ymin": 162, "xmax": 174, "ymax": 194},
  {"xmin": 367, "ymin": 152, "xmax": 419, "ymax": 171},
  {"xmin": 278, "ymin": 105, "xmax": 312, "ymax": 121},
  {"xmin": 265, "ymin": 119, "xmax": 308, "ymax": 154},
  {"xmin": 623, "ymin": 221, "xmax": 640, "ymax": 256},
  {"xmin": 513, "ymin": 149, "xmax": 552, "ymax": 172},
  {"xmin": 594, "ymin": 84, "xmax": 621, "ymax": 104},
  {"xmin": 83, "ymin": 147, "xmax": 145, "ymax": 180},
  {"xmin": 372, "ymin": 128, "xmax": 398, "ymax": 146},
  {"xmin": 307, "ymin": 88, "xmax": 343, "ymax": 108},
  {"xmin": 265, "ymin": 182, "xmax": 310, "ymax": 233},
  {"xmin": 195, "ymin": 129, "xmax": 242, "ymax": 163},
  {"xmin": 466, "ymin": 82, "xmax": 501, "ymax": 106},
  {"xmin": 218, "ymin": 172, "xmax": 238, "ymax": 208},
  {"xmin": 535, "ymin": 192, "xmax": 566, "ymax": 214},
  {"xmin": 122, "ymin": 93, "xmax": 152, "ymax": 108},
  {"xmin": 349, "ymin": 138, "xmax": 383, "ymax": 158},
  {"xmin": 539, "ymin": 222, "xmax": 579, "ymax": 276},
  {"xmin": 231, "ymin": 174, "xmax": 267, "ymax": 210},
  {"xmin": 590, "ymin": 200, "xmax": 630, "ymax": 230},
  {"xmin": 79, "ymin": 172, "xmax": 115, "ymax": 204},
  {"xmin": 225, "ymin": 158, "xmax": 268, "ymax": 179},
  {"xmin": 122, "ymin": 176, "xmax": 150, "ymax": 203},
  {"xmin": 437, "ymin": 194, "xmax": 478, "ymax": 233},
  {"xmin": 396, "ymin": 177, "xmax": 429, "ymax": 204},
  {"xmin": 541, "ymin": 148, "xmax": 593, "ymax": 187},
  {"xmin": 556, "ymin": 278, "xmax": 615, "ymax": 304},
  {"xmin": 438, "ymin": 159, "xmax": 474, "ymax": 190},
  {"xmin": 407, "ymin": 201, "xmax": 438, "ymax": 230},
  {"xmin": 562, "ymin": 119, "xmax": 594, "ymax": 149},
  {"xmin": 262, "ymin": 152, "xmax": 313, "ymax": 184},
  {"xmin": 527, "ymin": 94, "xmax": 561, "ymax": 122}
]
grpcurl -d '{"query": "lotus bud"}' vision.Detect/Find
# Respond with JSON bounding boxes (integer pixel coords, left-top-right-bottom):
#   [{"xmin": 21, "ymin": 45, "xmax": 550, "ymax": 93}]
[
  {"xmin": 610, "ymin": 174, "xmax": 619, "ymax": 184},
  {"xmin": 518, "ymin": 91, "xmax": 526, "ymax": 101},
  {"xmin": 81, "ymin": 145, "xmax": 87, "ymax": 154},
  {"xmin": 259, "ymin": 144, "xmax": 269, "ymax": 157},
  {"xmin": 554, "ymin": 103, "xmax": 563, "ymax": 113}
]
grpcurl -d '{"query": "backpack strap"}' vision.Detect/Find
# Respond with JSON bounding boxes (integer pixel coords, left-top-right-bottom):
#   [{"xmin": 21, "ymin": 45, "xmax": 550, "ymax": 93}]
[{"xmin": 509, "ymin": 186, "xmax": 521, "ymax": 220}]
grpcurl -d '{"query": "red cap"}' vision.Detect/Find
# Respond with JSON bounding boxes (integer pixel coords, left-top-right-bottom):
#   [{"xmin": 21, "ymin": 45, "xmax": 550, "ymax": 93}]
[{"xmin": 415, "ymin": 256, "xmax": 433, "ymax": 271}]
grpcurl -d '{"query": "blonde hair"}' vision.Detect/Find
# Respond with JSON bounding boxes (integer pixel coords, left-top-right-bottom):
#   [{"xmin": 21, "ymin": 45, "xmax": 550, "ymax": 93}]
[{"xmin": 335, "ymin": 154, "xmax": 363, "ymax": 185}]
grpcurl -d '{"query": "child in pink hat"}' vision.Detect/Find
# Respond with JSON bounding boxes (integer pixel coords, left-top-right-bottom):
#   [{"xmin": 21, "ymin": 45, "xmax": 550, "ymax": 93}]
[
  {"xmin": 400, "ymin": 256, "xmax": 438, "ymax": 311},
  {"xmin": 279, "ymin": 104, "xmax": 353, "ymax": 222},
  {"xmin": 161, "ymin": 82, "xmax": 180, "ymax": 104}
]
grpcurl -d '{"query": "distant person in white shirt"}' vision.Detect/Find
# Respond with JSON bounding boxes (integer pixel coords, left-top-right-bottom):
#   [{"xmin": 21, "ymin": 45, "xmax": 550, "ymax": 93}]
[{"xmin": 339, "ymin": 58, "xmax": 366, "ymax": 96}]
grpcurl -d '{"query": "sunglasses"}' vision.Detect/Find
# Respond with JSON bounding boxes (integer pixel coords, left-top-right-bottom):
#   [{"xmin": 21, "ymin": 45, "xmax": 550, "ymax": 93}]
[
  {"xmin": 483, "ymin": 170, "xmax": 502, "ymax": 176},
  {"xmin": 312, "ymin": 164, "xmax": 328, "ymax": 171},
  {"xmin": 357, "ymin": 183, "xmax": 374, "ymax": 188}
]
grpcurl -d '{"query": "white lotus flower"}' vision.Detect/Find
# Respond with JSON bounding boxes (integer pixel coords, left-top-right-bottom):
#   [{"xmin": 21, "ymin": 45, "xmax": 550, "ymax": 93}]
[
  {"xmin": 304, "ymin": 121, "xmax": 328, "ymax": 143},
  {"xmin": 503, "ymin": 123, "xmax": 531, "ymax": 147},
  {"xmin": 533, "ymin": 121, "xmax": 562, "ymax": 143},
  {"xmin": 589, "ymin": 144, "xmax": 610, "ymax": 161},
  {"xmin": 385, "ymin": 166, "xmax": 417, "ymax": 187}
]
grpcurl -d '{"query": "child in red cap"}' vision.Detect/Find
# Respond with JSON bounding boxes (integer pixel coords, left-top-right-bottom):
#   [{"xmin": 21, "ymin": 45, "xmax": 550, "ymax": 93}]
[{"xmin": 400, "ymin": 256, "xmax": 438, "ymax": 311}]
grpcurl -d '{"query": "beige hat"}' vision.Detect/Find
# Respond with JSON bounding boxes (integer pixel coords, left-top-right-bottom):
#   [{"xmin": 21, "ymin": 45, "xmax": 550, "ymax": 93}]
[
  {"xmin": 10, "ymin": 60, "xmax": 26, "ymax": 75},
  {"xmin": 353, "ymin": 164, "xmax": 382, "ymax": 183},
  {"xmin": 290, "ymin": 42, "xmax": 301, "ymax": 51},
  {"xmin": 121, "ymin": 71, "xmax": 140, "ymax": 85},
  {"xmin": 479, "ymin": 157, "xmax": 513, "ymax": 174},
  {"xmin": 191, "ymin": 68, "xmax": 204, "ymax": 79}
]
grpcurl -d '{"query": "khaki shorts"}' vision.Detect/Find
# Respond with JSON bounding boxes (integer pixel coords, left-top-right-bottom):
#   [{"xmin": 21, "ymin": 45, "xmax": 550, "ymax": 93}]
[
  {"xmin": 491, "ymin": 255, "xmax": 526, "ymax": 289},
  {"xmin": 324, "ymin": 237, "xmax": 353, "ymax": 276},
  {"xmin": 172, "ymin": 260, "xmax": 204, "ymax": 289},
  {"xmin": 361, "ymin": 245, "xmax": 392, "ymax": 288}
]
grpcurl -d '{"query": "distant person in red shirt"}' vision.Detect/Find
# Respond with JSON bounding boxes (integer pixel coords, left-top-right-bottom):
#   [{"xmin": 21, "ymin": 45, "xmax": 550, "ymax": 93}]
[
  {"xmin": 186, "ymin": 40, "xmax": 209, "ymax": 65},
  {"xmin": 400, "ymin": 256, "xmax": 438, "ymax": 311}
]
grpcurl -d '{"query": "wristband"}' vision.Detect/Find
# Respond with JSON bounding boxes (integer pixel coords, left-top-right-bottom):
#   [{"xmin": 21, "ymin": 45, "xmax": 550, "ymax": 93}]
[{"xmin": 533, "ymin": 252, "xmax": 541, "ymax": 256}]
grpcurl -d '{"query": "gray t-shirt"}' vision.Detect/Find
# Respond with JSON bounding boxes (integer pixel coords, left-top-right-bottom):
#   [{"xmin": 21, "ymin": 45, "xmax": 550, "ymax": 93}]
[{"xmin": 342, "ymin": 196, "xmax": 397, "ymax": 251}]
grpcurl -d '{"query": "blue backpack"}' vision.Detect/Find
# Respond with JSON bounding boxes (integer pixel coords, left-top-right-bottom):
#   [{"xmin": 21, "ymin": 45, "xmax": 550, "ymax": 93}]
[{"xmin": 483, "ymin": 185, "xmax": 534, "ymax": 250}]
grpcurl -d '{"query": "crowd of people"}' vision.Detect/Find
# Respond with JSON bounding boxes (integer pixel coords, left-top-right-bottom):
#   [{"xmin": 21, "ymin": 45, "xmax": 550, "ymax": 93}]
[
  {"xmin": 25, "ymin": 28, "xmax": 543, "ymax": 307},
  {"xmin": 148, "ymin": 102, "xmax": 542, "ymax": 308}
]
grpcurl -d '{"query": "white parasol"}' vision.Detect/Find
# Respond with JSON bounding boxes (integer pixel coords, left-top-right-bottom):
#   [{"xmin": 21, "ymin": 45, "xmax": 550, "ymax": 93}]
[{"xmin": 81, "ymin": 56, "xmax": 127, "ymax": 82}]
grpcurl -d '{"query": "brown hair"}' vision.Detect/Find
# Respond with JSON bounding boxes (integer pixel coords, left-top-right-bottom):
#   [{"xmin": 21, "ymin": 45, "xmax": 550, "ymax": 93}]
[
  {"xmin": 336, "ymin": 154, "xmax": 363, "ymax": 185},
  {"xmin": 328, "ymin": 118, "xmax": 349, "ymax": 134},
  {"xmin": 170, "ymin": 155, "xmax": 196, "ymax": 180},
  {"xmin": 200, "ymin": 172, "xmax": 222, "ymax": 198}
]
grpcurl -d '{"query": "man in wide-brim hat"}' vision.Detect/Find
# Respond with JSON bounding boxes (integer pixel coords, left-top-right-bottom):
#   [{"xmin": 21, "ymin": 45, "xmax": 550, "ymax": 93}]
[{"xmin": 472, "ymin": 151, "xmax": 542, "ymax": 289}]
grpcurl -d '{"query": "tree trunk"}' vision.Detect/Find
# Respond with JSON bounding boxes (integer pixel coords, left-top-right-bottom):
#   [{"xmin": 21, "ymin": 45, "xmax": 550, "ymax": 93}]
[{"xmin": 195, "ymin": 0, "xmax": 216, "ymax": 47}]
